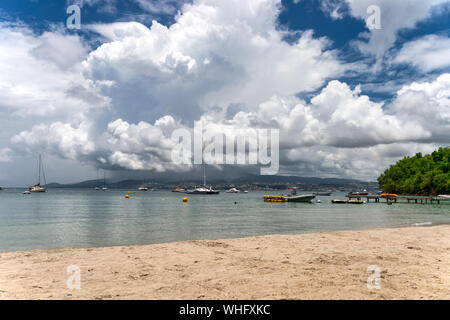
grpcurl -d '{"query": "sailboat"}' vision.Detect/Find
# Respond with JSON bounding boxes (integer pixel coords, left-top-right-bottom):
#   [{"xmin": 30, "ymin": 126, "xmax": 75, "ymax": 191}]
[
  {"xmin": 185, "ymin": 161, "xmax": 219, "ymax": 195},
  {"xmin": 29, "ymin": 154, "xmax": 46, "ymax": 193},
  {"xmin": 102, "ymin": 170, "xmax": 109, "ymax": 191}
]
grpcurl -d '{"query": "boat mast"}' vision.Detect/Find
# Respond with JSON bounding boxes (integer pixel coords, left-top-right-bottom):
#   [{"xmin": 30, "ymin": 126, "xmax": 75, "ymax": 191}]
[
  {"xmin": 203, "ymin": 161, "xmax": 206, "ymax": 186},
  {"xmin": 38, "ymin": 154, "xmax": 41, "ymax": 185}
]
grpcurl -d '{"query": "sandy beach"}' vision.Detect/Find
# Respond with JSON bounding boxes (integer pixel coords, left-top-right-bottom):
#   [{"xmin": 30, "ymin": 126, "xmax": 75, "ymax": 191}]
[{"xmin": 0, "ymin": 225, "xmax": 448, "ymax": 300}]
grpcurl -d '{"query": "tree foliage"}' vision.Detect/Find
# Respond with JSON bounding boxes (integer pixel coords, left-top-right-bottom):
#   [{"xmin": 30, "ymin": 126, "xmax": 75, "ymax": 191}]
[{"xmin": 378, "ymin": 147, "xmax": 450, "ymax": 195}]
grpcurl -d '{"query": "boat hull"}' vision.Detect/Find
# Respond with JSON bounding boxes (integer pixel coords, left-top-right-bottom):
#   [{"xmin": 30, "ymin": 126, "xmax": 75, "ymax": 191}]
[
  {"xmin": 284, "ymin": 194, "xmax": 315, "ymax": 202},
  {"xmin": 186, "ymin": 190, "xmax": 220, "ymax": 195}
]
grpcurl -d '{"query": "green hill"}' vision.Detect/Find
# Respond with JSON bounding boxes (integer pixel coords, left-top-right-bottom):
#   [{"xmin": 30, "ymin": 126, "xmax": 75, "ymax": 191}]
[{"xmin": 378, "ymin": 147, "xmax": 450, "ymax": 195}]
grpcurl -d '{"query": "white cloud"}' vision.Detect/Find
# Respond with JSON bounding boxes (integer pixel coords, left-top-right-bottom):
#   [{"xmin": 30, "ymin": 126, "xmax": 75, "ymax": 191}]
[
  {"xmin": 389, "ymin": 73, "xmax": 450, "ymax": 143},
  {"xmin": 0, "ymin": 148, "xmax": 12, "ymax": 162},
  {"xmin": 1, "ymin": 0, "xmax": 449, "ymax": 182},
  {"xmin": 0, "ymin": 23, "xmax": 110, "ymax": 118},
  {"xmin": 394, "ymin": 35, "xmax": 450, "ymax": 72},
  {"xmin": 83, "ymin": 0, "xmax": 345, "ymax": 120}
]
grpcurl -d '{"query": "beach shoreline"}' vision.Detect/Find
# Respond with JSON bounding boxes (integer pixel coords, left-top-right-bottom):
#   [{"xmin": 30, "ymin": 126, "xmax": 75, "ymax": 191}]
[{"xmin": 0, "ymin": 225, "xmax": 449, "ymax": 300}]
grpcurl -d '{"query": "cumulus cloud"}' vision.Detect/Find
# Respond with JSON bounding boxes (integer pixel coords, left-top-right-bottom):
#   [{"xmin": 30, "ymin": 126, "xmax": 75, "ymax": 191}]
[
  {"xmin": 82, "ymin": 0, "xmax": 345, "ymax": 123},
  {"xmin": 0, "ymin": 23, "xmax": 110, "ymax": 118},
  {"xmin": 1, "ymin": 0, "xmax": 449, "ymax": 182},
  {"xmin": 389, "ymin": 73, "xmax": 450, "ymax": 143},
  {"xmin": 394, "ymin": 35, "xmax": 450, "ymax": 72}
]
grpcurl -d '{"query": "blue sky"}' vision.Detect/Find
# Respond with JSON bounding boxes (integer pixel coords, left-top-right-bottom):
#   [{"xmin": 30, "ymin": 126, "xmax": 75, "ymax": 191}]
[{"xmin": 0, "ymin": 0, "xmax": 449, "ymax": 186}]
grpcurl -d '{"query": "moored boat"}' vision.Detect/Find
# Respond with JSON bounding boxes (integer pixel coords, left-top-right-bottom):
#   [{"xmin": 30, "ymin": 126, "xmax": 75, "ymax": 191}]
[
  {"xmin": 283, "ymin": 188, "xmax": 315, "ymax": 202},
  {"xmin": 29, "ymin": 154, "xmax": 46, "ymax": 193},
  {"xmin": 172, "ymin": 187, "xmax": 186, "ymax": 193},
  {"xmin": 226, "ymin": 187, "xmax": 241, "ymax": 193},
  {"xmin": 138, "ymin": 186, "xmax": 149, "ymax": 191},
  {"xmin": 380, "ymin": 193, "xmax": 398, "ymax": 198},
  {"xmin": 186, "ymin": 186, "xmax": 219, "ymax": 195},
  {"xmin": 332, "ymin": 199, "xmax": 347, "ymax": 204},
  {"xmin": 348, "ymin": 191, "xmax": 368, "ymax": 196},
  {"xmin": 186, "ymin": 160, "xmax": 219, "ymax": 195},
  {"xmin": 347, "ymin": 199, "xmax": 365, "ymax": 204}
]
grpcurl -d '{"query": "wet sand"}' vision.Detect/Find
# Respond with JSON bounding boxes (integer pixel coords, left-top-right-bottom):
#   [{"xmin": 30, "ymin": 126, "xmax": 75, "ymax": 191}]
[{"xmin": 0, "ymin": 225, "xmax": 449, "ymax": 300}]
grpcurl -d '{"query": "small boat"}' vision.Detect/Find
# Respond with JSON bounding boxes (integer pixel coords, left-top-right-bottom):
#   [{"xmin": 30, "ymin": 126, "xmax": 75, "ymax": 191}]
[
  {"xmin": 380, "ymin": 193, "xmax": 398, "ymax": 198},
  {"xmin": 332, "ymin": 199, "xmax": 347, "ymax": 204},
  {"xmin": 348, "ymin": 191, "xmax": 368, "ymax": 196},
  {"xmin": 347, "ymin": 199, "xmax": 365, "ymax": 204},
  {"xmin": 29, "ymin": 154, "xmax": 46, "ymax": 193},
  {"xmin": 438, "ymin": 195, "xmax": 450, "ymax": 199},
  {"xmin": 264, "ymin": 195, "xmax": 287, "ymax": 202},
  {"xmin": 264, "ymin": 188, "xmax": 315, "ymax": 203},
  {"xmin": 0, "ymin": 187, "xmax": 3, "ymax": 190},
  {"xmin": 283, "ymin": 188, "xmax": 315, "ymax": 202},
  {"xmin": 284, "ymin": 193, "xmax": 315, "ymax": 203},
  {"xmin": 95, "ymin": 186, "xmax": 101, "ymax": 190},
  {"xmin": 226, "ymin": 187, "xmax": 241, "ymax": 193},
  {"xmin": 22, "ymin": 190, "xmax": 31, "ymax": 195},
  {"xmin": 102, "ymin": 187, "xmax": 109, "ymax": 191},
  {"xmin": 138, "ymin": 186, "xmax": 149, "ymax": 191},
  {"xmin": 172, "ymin": 187, "xmax": 186, "ymax": 193}
]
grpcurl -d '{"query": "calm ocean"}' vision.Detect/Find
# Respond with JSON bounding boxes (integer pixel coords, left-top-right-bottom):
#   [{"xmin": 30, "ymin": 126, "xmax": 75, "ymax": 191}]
[{"xmin": 0, "ymin": 188, "xmax": 449, "ymax": 252}]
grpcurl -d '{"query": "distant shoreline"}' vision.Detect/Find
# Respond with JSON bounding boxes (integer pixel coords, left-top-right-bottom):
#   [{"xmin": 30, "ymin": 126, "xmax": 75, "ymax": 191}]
[{"xmin": 1, "ymin": 225, "xmax": 448, "ymax": 300}]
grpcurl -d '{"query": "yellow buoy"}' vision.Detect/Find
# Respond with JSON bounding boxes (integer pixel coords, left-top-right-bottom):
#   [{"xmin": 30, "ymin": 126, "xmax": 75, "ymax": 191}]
[
  {"xmin": 125, "ymin": 194, "xmax": 130, "ymax": 199},
  {"xmin": 182, "ymin": 197, "xmax": 188, "ymax": 203}
]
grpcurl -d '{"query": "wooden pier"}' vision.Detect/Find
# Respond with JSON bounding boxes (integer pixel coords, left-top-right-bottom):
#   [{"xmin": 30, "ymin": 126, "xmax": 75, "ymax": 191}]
[{"xmin": 346, "ymin": 195, "xmax": 450, "ymax": 204}]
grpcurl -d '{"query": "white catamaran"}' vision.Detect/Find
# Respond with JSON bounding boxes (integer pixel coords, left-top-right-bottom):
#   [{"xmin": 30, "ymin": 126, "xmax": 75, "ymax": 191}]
[{"xmin": 29, "ymin": 154, "xmax": 46, "ymax": 193}]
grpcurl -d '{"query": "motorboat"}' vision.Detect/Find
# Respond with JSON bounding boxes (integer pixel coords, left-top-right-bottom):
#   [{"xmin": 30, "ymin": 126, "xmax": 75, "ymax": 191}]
[
  {"xmin": 138, "ymin": 186, "xmax": 149, "ymax": 191},
  {"xmin": 348, "ymin": 191, "xmax": 368, "ymax": 196},
  {"xmin": 172, "ymin": 187, "xmax": 186, "ymax": 193},
  {"xmin": 226, "ymin": 188, "xmax": 241, "ymax": 193},
  {"xmin": 283, "ymin": 193, "xmax": 316, "ymax": 203},
  {"xmin": 264, "ymin": 188, "xmax": 315, "ymax": 203}
]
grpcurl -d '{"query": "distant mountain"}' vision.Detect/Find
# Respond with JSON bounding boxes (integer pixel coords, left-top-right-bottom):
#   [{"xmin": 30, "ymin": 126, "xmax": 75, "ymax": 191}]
[{"xmin": 46, "ymin": 175, "xmax": 375, "ymax": 189}]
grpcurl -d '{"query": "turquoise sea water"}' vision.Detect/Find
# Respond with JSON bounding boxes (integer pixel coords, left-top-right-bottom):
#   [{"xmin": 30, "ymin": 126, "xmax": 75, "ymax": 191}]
[{"xmin": 0, "ymin": 188, "xmax": 449, "ymax": 252}]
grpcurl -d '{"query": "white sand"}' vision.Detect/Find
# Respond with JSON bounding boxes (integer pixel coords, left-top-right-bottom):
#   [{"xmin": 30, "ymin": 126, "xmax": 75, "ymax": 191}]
[{"xmin": 0, "ymin": 225, "xmax": 449, "ymax": 300}]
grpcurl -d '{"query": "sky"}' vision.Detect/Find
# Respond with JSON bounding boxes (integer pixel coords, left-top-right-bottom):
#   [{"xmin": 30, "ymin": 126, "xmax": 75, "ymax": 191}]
[{"xmin": 0, "ymin": 0, "xmax": 449, "ymax": 186}]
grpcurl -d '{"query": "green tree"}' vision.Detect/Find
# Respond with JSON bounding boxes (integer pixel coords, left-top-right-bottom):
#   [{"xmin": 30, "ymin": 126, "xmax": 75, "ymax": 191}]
[{"xmin": 378, "ymin": 147, "xmax": 450, "ymax": 195}]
